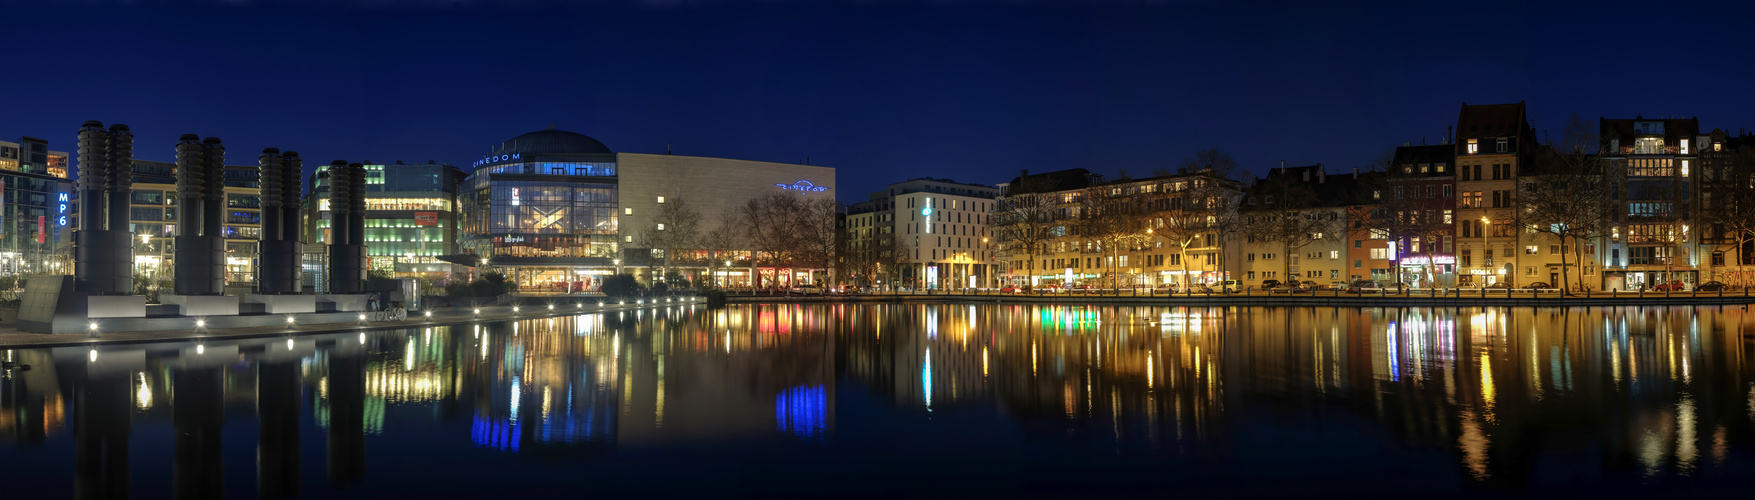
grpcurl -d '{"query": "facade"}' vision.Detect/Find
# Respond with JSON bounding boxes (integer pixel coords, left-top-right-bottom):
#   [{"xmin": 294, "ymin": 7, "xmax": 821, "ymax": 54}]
[
  {"xmin": 1699, "ymin": 130, "xmax": 1755, "ymax": 284},
  {"xmin": 1599, "ymin": 117, "xmax": 1703, "ymax": 290},
  {"xmin": 1378, "ymin": 143, "xmax": 1458, "ymax": 285},
  {"xmin": 458, "ymin": 129, "xmax": 835, "ymax": 290},
  {"xmin": 847, "ymin": 178, "xmax": 998, "ymax": 291},
  {"xmin": 994, "ymin": 168, "xmax": 1245, "ymax": 290},
  {"xmin": 80, "ymin": 159, "xmax": 265, "ymax": 286},
  {"xmin": 306, "ymin": 161, "xmax": 467, "ymax": 283},
  {"xmin": 1240, "ymin": 165, "xmax": 1359, "ymax": 287},
  {"xmin": 0, "ymin": 136, "xmax": 72, "ymax": 274},
  {"xmin": 1453, "ymin": 102, "xmax": 1537, "ymax": 286}
]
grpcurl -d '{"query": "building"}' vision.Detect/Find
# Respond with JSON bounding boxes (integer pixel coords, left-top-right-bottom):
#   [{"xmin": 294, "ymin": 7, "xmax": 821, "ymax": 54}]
[
  {"xmin": 305, "ymin": 160, "xmax": 467, "ymax": 285},
  {"xmin": 994, "ymin": 168, "xmax": 1245, "ymax": 290},
  {"xmin": 1599, "ymin": 117, "xmax": 1703, "ymax": 290},
  {"xmin": 0, "ymin": 136, "xmax": 73, "ymax": 274},
  {"xmin": 1240, "ymin": 165, "xmax": 1361, "ymax": 287},
  {"xmin": 1453, "ymin": 102, "xmax": 1537, "ymax": 286},
  {"xmin": 1698, "ymin": 129, "xmax": 1755, "ymax": 284},
  {"xmin": 457, "ymin": 128, "xmax": 835, "ymax": 290},
  {"xmin": 847, "ymin": 178, "xmax": 999, "ymax": 291},
  {"xmin": 1371, "ymin": 143, "xmax": 1458, "ymax": 286}
]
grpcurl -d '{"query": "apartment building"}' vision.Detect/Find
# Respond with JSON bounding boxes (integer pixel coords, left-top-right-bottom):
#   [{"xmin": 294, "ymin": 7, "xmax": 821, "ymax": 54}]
[
  {"xmin": 1240, "ymin": 165, "xmax": 1360, "ymax": 287},
  {"xmin": 1453, "ymin": 102, "xmax": 1537, "ymax": 286}
]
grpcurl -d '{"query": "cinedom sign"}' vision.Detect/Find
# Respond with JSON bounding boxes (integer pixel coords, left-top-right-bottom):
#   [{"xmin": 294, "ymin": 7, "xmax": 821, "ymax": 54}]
[
  {"xmin": 776, "ymin": 180, "xmax": 829, "ymax": 192},
  {"xmin": 473, "ymin": 153, "xmax": 521, "ymax": 168}
]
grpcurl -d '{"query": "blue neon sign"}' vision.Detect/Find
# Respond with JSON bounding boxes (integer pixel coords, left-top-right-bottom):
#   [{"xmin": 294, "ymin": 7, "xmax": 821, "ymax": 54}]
[
  {"xmin": 473, "ymin": 153, "xmax": 521, "ymax": 168},
  {"xmin": 776, "ymin": 180, "xmax": 829, "ymax": 192},
  {"xmin": 56, "ymin": 193, "xmax": 67, "ymax": 226}
]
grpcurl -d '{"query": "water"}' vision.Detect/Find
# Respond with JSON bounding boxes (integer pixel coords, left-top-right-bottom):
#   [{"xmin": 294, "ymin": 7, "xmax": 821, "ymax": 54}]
[{"xmin": 1, "ymin": 303, "xmax": 1753, "ymax": 498}]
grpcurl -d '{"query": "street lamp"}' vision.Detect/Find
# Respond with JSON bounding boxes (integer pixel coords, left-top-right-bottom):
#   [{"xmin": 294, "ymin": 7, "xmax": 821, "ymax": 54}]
[{"xmin": 1479, "ymin": 216, "xmax": 1491, "ymax": 285}]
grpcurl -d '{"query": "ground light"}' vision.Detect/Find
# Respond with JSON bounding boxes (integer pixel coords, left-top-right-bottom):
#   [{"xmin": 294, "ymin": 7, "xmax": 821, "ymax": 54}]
[
  {"xmin": 474, "ymin": 308, "xmax": 481, "ymax": 315},
  {"xmin": 195, "ymin": 319, "xmax": 205, "ymax": 328},
  {"xmin": 548, "ymin": 304, "xmax": 554, "ymax": 310},
  {"xmin": 89, "ymin": 322, "xmax": 98, "ymax": 331},
  {"xmin": 599, "ymin": 301, "xmax": 605, "ymax": 307},
  {"xmin": 425, "ymin": 311, "xmax": 433, "ymax": 318},
  {"xmin": 513, "ymin": 306, "xmax": 520, "ymax": 313},
  {"xmin": 286, "ymin": 316, "xmax": 296, "ymax": 324},
  {"xmin": 359, "ymin": 314, "xmax": 367, "ymax": 321}
]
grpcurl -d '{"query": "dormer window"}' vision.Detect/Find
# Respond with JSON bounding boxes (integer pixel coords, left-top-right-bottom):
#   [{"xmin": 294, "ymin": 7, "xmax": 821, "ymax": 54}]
[
  {"xmin": 1496, "ymin": 138, "xmax": 1508, "ymax": 153},
  {"xmin": 1467, "ymin": 139, "xmax": 1479, "ymax": 154},
  {"xmin": 1680, "ymin": 139, "xmax": 1690, "ymax": 154}
]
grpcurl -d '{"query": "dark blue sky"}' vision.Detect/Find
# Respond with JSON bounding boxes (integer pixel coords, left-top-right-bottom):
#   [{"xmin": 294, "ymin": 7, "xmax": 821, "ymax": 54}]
[{"xmin": 9, "ymin": 0, "xmax": 1753, "ymax": 199}]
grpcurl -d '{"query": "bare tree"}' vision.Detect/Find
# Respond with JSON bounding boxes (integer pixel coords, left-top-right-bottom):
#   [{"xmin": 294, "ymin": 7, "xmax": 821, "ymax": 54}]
[
  {"xmin": 1517, "ymin": 147, "xmax": 1614, "ymax": 293},
  {"xmin": 638, "ymin": 197, "xmax": 702, "ymax": 283},
  {"xmin": 1353, "ymin": 169, "xmax": 1451, "ymax": 286},
  {"xmin": 797, "ymin": 196, "xmax": 840, "ymax": 286},
  {"xmin": 1171, "ymin": 148, "xmax": 1244, "ymax": 280},
  {"xmin": 991, "ymin": 176, "xmax": 1061, "ymax": 290},
  {"xmin": 740, "ymin": 192, "xmax": 806, "ymax": 289},
  {"xmin": 1244, "ymin": 173, "xmax": 1341, "ymax": 282},
  {"xmin": 699, "ymin": 210, "xmax": 745, "ymax": 288},
  {"xmin": 1704, "ymin": 147, "xmax": 1755, "ymax": 287}
]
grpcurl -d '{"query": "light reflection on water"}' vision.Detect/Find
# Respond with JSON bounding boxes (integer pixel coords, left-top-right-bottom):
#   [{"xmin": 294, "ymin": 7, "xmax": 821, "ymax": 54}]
[{"xmin": 0, "ymin": 304, "xmax": 1751, "ymax": 496}]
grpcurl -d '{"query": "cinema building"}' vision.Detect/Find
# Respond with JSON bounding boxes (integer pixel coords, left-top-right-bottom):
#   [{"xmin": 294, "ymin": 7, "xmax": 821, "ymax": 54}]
[{"xmin": 457, "ymin": 129, "xmax": 835, "ymax": 290}]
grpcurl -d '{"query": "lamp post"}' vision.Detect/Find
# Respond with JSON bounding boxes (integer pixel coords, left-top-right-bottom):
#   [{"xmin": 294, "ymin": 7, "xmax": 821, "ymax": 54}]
[{"xmin": 1480, "ymin": 216, "xmax": 1491, "ymax": 286}]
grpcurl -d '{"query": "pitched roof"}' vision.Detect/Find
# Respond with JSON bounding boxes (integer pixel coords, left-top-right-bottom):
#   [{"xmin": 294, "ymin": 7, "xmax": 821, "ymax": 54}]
[{"xmin": 1001, "ymin": 168, "xmax": 1101, "ymax": 195}]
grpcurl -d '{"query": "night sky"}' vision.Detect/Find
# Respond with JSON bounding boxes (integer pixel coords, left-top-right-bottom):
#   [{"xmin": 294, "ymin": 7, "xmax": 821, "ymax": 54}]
[{"xmin": 9, "ymin": 0, "xmax": 1753, "ymax": 199}]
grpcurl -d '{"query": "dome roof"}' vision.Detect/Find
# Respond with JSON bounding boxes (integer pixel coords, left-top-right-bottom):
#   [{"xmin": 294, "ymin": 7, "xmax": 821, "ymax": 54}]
[{"xmin": 491, "ymin": 129, "xmax": 613, "ymax": 156}]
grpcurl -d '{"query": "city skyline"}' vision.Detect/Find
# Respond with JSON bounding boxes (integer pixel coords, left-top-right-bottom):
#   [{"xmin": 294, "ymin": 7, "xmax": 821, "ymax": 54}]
[{"xmin": 11, "ymin": 1, "xmax": 1755, "ymax": 197}]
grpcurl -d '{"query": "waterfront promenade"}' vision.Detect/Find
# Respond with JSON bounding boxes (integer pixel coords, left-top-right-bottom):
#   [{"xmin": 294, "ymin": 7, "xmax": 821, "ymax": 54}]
[{"xmin": 0, "ymin": 296, "xmax": 700, "ymax": 349}]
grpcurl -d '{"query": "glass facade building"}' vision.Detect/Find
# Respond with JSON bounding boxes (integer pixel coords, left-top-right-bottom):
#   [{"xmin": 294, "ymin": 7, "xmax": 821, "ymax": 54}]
[
  {"xmin": 460, "ymin": 130, "xmax": 622, "ymax": 290},
  {"xmin": 0, "ymin": 137, "xmax": 71, "ymax": 275},
  {"xmin": 306, "ymin": 161, "xmax": 467, "ymax": 282}
]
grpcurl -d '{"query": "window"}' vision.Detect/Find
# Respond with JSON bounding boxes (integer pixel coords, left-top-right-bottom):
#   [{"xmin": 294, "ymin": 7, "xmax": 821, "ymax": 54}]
[
  {"xmin": 657, "ymin": 223, "xmax": 665, "ymax": 230},
  {"xmin": 1526, "ymin": 245, "xmax": 1538, "ymax": 255},
  {"xmin": 1354, "ymin": 259, "xmax": 1362, "ymax": 268},
  {"xmin": 1443, "ymin": 209, "xmax": 1453, "ymax": 224},
  {"xmin": 1467, "ymin": 138, "xmax": 1479, "ymax": 154},
  {"xmin": 1443, "ymin": 235, "xmax": 1453, "ymax": 252},
  {"xmin": 1370, "ymin": 248, "xmax": 1388, "ymax": 259},
  {"xmin": 1525, "ymin": 266, "xmax": 1536, "ymax": 277},
  {"xmin": 1330, "ymin": 250, "xmax": 1339, "ymax": 259},
  {"xmin": 1354, "ymin": 240, "xmax": 1362, "ymax": 248},
  {"xmin": 1443, "ymin": 185, "xmax": 1453, "ymax": 198},
  {"xmin": 1496, "ymin": 138, "xmax": 1508, "ymax": 153},
  {"xmin": 1714, "ymin": 252, "xmax": 1726, "ymax": 266},
  {"xmin": 625, "ymin": 235, "xmax": 633, "ymax": 242},
  {"xmin": 1549, "ymin": 245, "xmax": 1559, "ymax": 255},
  {"xmin": 624, "ymin": 208, "xmax": 633, "ymax": 215},
  {"xmin": 1247, "ymin": 271, "xmax": 1256, "ymax": 280},
  {"xmin": 1394, "ymin": 186, "xmax": 1403, "ymax": 200},
  {"xmin": 657, "ymin": 196, "xmax": 665, "ymax": 204}
]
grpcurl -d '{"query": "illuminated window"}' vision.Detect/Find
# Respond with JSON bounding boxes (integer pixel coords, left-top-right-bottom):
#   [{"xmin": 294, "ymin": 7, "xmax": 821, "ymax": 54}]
[
  {"xmin": 1681, "ymin": 139, "xmax": 1690, "ymax": 154},
  {"xmin": 657, "ymin": 196, "xmax": 665, "ymax": 204},
  {"xmin": 624, "ymin": 208, "xmax": 633, "ymax": 215},
  {"xmin": 657, "ymin": 223, "xmax": 665, "ymax": 230},
  {"xmin": 1467, "ymin": 139, "xmax": 1479, "ymax": 154}
]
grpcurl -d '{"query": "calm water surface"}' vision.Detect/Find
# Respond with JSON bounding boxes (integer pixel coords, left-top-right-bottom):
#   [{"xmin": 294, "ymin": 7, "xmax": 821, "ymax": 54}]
[{"xmin": 2, "ymin": 303, "xmax": 1754, "ymax": 498}]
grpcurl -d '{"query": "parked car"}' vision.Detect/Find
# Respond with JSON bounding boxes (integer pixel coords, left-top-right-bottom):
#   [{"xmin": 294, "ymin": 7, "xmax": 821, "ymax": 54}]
[
  {"xmin": 1525, "ymin": 282, "xmax": 1551, "ymax": 289},
  {"xmin": 790, "ymin": 286, "xmax": 824, "ymax": 295},
  {"xmin": 1260, "ymin": 279, "xmax": 1283, "ymax": 290},
  {"xmin": 1295, "ymin": 281, "xmax": 1321, "ymax": 292},
  {"xmin": 1697, "ymin": 281, "xmax": 1727, "ymax": 291},
  {"xmin": 1000, "ymin": 285, "xmax": 1026, "ymax": 294},
  {"xmin": 1652, "ymin": 280, "xmax": 1687, "ymax": 292},
  {"xmin": 1216, "ymin": 280, "xmax": 1241, "ymax": 292},
  {"xmin": 829, "ymin": 284, "xmax": 860, "ymax": 295},
  {"xmin": 1345, "ymin": 280, "xmax": 1378, "ymax": 293},
  {"xmin": 1484, "ymin": 282, "xmax": 1512, "ymax": 289}
]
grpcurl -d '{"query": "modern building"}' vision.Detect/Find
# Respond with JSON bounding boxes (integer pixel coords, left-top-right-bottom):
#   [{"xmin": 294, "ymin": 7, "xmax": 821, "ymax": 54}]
[
  {"xmin": 0, "ymin": 136, "xmax": 73, "ymax": 274},
  {"xmin": 458, "ymin": 128, "xmax": 835, "ymax": 290},
  {"xmin": 847, "ymin": 178, "xmax": 998, "ymax": 291},
  {"xmin": 305, "ymin": 160, "xmax": 468, "ymax": 284},
  {"xmin": 1599, "ymin": 117, "xmax": 1703, "ymax": 290},
  {"xmin": 1453, "ymin": 102, "xmax": 1537, "ymax": 286},
  {"xmin": 76, "ymin": 159, "xmax": 266, "ymax": 287}
]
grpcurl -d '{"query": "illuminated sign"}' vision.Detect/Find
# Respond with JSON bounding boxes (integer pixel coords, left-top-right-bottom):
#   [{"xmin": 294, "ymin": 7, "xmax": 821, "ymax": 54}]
[
  {"xmin": 927, "ymin": 265, "xmax": 939, "ymax": 288},
  {"xmin": 511, "ymin": 187, "xmax": 519, "ymax": 206},
  {"xmin": 473, "ymin": 153, "xmax": 520, "ymax": 167},
  {"xmin": 504, "ymin": 235, "xmax": 526, "ymax": 243},
  {"xmin": 56, "ymin": 192, "xmax": 67, "ymax": 226},
  {"xmin": 776, "ymin": 180, "xmax": 829, "ymax": 192},
  {"xmin": 923, "ymin": 198, "xmax": 933, "ymax": 233},
  {"xmin": 414, "ymin": 212, "xmax": 438, "ymax": 226}
]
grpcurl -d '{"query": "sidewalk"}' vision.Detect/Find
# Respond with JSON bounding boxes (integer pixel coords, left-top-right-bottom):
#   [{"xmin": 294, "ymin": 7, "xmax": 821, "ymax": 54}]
[{"xmin": 0, "ymin": 297, "xmax": 700, "ymax": 349}]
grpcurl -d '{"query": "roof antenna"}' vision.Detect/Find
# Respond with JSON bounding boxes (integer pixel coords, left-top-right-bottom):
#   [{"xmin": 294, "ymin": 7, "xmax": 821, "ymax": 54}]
[{"xmin": 667, "ymin": 143, "xmax": 672, "ymax": 155}]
